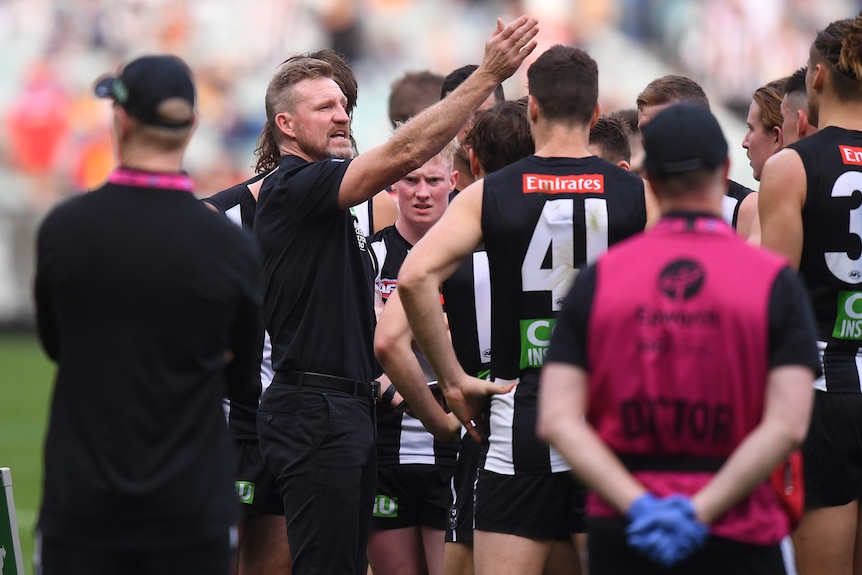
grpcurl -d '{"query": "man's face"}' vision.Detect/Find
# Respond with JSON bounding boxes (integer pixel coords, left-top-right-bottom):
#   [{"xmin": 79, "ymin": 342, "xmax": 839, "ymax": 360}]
[
  {"xmin": 637, "ymin": 102, "xmax": 676, "ymax": 130},
  {"xmin": 742, "ymin": 100, "xmax": 781, "ymax": 181},
  {"xmin": 780, "ymin": 94, "xmax": 800, "ymax": 147},
  {"xmin": 288, "ymin": 77, "xmax": 352, "ymax": 161},
  {"xmin": 394, "ymin": 155, "xmax": 456, "ymax": 232}
]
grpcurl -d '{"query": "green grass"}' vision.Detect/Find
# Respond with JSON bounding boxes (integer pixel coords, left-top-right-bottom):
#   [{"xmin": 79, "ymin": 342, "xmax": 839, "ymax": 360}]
[{"xmin": 0, "ymin": 333, "xmax": 55, "ymax": 575}]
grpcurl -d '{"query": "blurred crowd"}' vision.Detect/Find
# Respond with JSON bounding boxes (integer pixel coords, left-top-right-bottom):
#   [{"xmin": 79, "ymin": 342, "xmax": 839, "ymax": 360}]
[{"xmin": 0, "ymin": 0, "xmax": 856, "ymax": 324}]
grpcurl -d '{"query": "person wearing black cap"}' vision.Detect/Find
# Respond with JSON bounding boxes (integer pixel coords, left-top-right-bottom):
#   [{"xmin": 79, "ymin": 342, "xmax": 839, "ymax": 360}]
[
  {"xmin": 537, "ymin": 103, "xmax": 819, "ymax": 574},
  {"xmin": 33, "ymin": 54, "xmax": 263, "ymax": 575}
]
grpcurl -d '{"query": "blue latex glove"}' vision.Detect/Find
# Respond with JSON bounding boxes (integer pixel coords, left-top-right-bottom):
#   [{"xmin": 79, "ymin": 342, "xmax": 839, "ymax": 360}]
[{"xmin": 626, "ymin": 495, "xmax": 709, "ymax": 568}]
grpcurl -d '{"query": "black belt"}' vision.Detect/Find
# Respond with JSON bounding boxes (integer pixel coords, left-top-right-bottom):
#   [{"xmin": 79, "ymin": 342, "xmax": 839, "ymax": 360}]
[
  {"xmin": 620, "ymin": 454, "xmax": 726, "ymax": 473},
  {"xmin": 272, "ymin": 371, "xmax": 378, "ymax": 400}
]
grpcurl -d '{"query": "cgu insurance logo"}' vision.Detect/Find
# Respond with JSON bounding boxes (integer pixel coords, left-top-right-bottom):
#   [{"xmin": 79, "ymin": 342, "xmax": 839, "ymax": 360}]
[
  {"xmin": 519, "ymin": 318, "xmax": 557, "ymax": 369},
  {"xmin": 833, "ymin": 291, "xmax": 862, "ymax": 339}
]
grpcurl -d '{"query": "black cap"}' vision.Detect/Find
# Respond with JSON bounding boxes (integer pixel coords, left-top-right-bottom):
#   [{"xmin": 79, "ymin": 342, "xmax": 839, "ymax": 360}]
[
  {"xmin": 642, "ymin": 103, "xmax": 728, "ymax": 177},
  {"xmin": 93, "ymin": 55, "xmax": 195, "ymax": 129}
]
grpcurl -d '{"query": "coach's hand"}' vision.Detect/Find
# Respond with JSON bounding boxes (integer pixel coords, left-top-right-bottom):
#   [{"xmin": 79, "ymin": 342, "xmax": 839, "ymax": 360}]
[{"xmin": 477, "ymin": 16, "xmax": 539, "ymax": 84}]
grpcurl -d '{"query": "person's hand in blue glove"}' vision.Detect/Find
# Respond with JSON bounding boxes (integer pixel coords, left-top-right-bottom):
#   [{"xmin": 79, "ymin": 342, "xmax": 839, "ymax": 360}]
[{"xmin": 626, "ymin": 494, "xmax": 710, "ymax": 567}]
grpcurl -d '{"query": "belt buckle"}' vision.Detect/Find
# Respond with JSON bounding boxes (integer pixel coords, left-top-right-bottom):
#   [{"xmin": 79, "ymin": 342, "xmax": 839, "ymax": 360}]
[{"xmin": 370, "ymin": 380, "xmax": 381, "ymax": 402}]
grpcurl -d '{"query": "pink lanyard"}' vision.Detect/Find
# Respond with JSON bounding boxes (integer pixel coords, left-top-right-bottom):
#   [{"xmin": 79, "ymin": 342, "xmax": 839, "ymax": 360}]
[{"xmin": 107, "ymin": 168, "xmax": 194, "ymax": 192}]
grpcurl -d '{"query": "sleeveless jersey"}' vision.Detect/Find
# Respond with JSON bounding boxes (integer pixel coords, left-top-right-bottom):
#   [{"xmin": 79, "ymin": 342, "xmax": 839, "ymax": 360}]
[
  {"xmin": 205, "ymin": 175, "xmax": 273, "ymax": 440},
  {"xmin": 548, "ymin": 213, "xmax": 819, "ymax": 545},
  {"xmin": 370, "ymin": 226, "xmax": 458, "ymax": 466},
  {"xmin": 722, "ymin": 179, "xmax": 754, "ymax": 229},
  {"xmin": 792, "ymin": 126, "xmax": 862, "ymax": 393},
  {"xmin": 442, "ymin": 251, "xmax": 492, "ymax": 379},
  {"xmin": 481, "ymin": 155, "xmax": 647, "ymax": 474}
]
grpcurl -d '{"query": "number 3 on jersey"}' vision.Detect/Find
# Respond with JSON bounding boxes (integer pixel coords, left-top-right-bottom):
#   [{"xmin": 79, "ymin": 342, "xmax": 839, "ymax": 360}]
[
  {"xmin": 521, "ymin": 198, "xmax": 609, "ymax": 311},
  {"xmin": 827, "ymin": 171, "xmax": 862, "ymax": 284}
]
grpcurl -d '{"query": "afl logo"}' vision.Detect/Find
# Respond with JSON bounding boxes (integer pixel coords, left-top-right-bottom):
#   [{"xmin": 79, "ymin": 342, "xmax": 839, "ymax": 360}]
[{"xmin": 658, "ymin": 259, "xmax": 705, "ymax": 301}]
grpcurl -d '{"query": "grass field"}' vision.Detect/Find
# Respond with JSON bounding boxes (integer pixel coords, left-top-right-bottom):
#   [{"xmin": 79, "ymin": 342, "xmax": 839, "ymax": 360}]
[{"xmin": 0, "ymin": 333, "xmax": 55, "ymax": 575}]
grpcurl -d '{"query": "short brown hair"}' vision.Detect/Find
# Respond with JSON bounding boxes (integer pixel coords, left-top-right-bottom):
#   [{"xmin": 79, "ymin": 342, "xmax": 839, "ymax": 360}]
[
  {"xmin": 752, "ymin": 77, "xmax": 788, "ymax": 132},
  {"xmin": 636, "ymin": 75, "xmax": 710, "ymax": 111},
  {"xmin": 388, "ymin": 71, "xmax": 444, "ymax": 127},
  {"xmin": 464, "ymin": 100, "xmax": 533, "ymax": 175},
  {"xmin": 590, "ymin": 114, "xmax": 632, "ymax": 164},
  {"xmin": 528, "ymin": 46, "xmax": 598, "ymax": 125}
]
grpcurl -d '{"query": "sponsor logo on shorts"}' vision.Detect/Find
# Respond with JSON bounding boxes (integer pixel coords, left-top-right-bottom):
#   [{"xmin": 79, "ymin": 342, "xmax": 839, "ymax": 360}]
[
  {"xmin": 833, "ymin": 291, "xmax": 862, "ymax": 340},
  {"xmin": 522, "ymin": 174, "xmax": 604, "ymax": 194},
  {"xmin": 373, "ymin": 495, "xmax": 398, "ymax": 518},
  {"xmin": 519, "ymin": 318, "xmax": 556, "ymax": 369},
  {"xmin": 236, "ymin": 481, "xmax": 255, "ymax": 504},
  {"xmin": 840, "ymin": 145, "xmax": 862, "ymax": 166}
]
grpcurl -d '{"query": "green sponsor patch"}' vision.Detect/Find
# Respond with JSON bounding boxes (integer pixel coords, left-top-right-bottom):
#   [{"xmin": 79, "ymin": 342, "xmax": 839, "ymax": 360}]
[
  {"xmin": 373, "ymin": 495, "xmax": 398, "ymax": 518},
  {"xmin": 833, "ymin": 291, "xmax": 862, "ymax": 340},
  {"xmin": 519, "ymin": 318, "xmax": 556, "ymax": 369},
  {"xmin": 236, "ymin": 481, "xmax": 255, "ymax": 504}
]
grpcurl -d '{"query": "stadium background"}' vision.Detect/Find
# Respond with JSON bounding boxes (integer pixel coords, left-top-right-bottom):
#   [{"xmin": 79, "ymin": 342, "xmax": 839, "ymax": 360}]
[{"xmin": 0, "ymin": 0, "xmax": 857, "ymax": 572}]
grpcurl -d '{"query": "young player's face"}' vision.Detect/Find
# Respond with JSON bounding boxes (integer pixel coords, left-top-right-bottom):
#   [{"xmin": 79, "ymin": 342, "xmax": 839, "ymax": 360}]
[
  {"xmin": 394, "ymin": 155, "xmax": 456, "ymax": 232},
  {"xmin": 288, "ymin": 77, "xmax": 352, "ymax": 161},
  {"xmin": 742, "ymin": 100, "xmax": 781, "ymax": 182}
]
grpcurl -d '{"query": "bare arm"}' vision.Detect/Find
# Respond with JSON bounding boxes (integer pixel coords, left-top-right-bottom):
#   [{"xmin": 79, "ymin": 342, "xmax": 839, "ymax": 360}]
[
  {"xmin": 538, "ymin": 362, "xmax": 649, "ymax": 513},
  {"xmin": 691, "ymin": 365, "xmax": 814, "ymax": 524},
  {"xmin": 759, "ymin": 149, "xmax": 806, "ymax": 269},
  {"xmin": 398, "ymin": 182, "xmax": 513, "ymax": 438},
  {"xmin": 375, "ymin": 289, "xmax": 461, "ymax": 442},
  {"xmin": 372, "ymin": 189, "xmax": 399, "ymax": 233},
  {"xmin": 736, "ymin": 192, "xmax": 760, "ymax": 245},
  {"xmin": 336, "ymin": 16, "xmax": 539, "ymax": 209}
]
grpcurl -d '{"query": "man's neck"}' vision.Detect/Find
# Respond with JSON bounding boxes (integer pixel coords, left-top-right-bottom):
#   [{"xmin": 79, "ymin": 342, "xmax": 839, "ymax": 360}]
[
  {"xmin": 533, "ymin": 123, "xmax": 592, "ymax": 159},
  {"xmin": 119, "ymin": 148, "xmax": 184, "ymax": 173},
  {"xmin": 395, "ymin": 219, "xmax": 430, "ymax": 247},
  {"xmin": 454, "ymin": 155, "xmax": 475, "ymax": 189}
]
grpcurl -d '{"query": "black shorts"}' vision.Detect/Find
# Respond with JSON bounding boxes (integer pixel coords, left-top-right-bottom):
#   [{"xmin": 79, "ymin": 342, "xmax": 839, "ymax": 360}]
[
  {"xmin": 587, "ymin": 517, "xmax": 785, "ymax": 575},
  {"xmin": 445, "ymin": 434, "xmax": 487, "ymax": 544},
  {"xmin": 802, "ymin": 390, "xmax": 862, "ymax": 507},
  {"xmin": 474, "ymin": 470, "xmax": 585, "ymax": 540},
  {"xmin": 372, "ymin": 464, "xmax": 455, "ymax": 531},
  {"xmin": 235, "ymin": 439, "xmax": 284, "ymax": 517}
]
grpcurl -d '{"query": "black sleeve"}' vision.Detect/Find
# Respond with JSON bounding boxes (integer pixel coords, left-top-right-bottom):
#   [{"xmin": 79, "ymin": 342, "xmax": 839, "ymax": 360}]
[
  {"xmin": 291, "ymin": 159, "xmax": 352, "ymax": 221},
  {"xmin": 224, "ymin": 237, "xmax": 265, "ymax": 411},
  {"xmin": 34, "ymin": 219, "xmax": 59, "ymax": 361},
  {"xmin": 546, "ymin": 264, "xmax": 597, "ymax": 370},
  {"xmin": 768, "ymin": 266, "xmax": 822, "ymax": 376}
]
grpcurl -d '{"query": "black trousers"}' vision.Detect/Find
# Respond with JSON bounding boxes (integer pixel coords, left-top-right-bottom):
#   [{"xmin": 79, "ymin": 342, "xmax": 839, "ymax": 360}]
[
  {"xmin": 36, "ymin": 531, "xmax": 231, "ymax": 575},
  {"xmin": 258, "ymin": 384, "xmax": 377, "ymax": 575}
]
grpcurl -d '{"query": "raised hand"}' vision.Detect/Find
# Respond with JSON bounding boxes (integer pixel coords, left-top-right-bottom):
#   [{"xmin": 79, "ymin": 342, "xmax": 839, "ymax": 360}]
[{"xmin": 478, "ymin": 15, "xmax": 540, "ymax": 83}]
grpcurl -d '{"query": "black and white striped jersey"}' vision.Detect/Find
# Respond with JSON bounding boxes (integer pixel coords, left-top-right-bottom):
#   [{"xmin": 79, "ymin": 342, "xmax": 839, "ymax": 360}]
[
  {"xmin": 722, "ymin": 179, "xmax": 754, "ymax": 229},
  {"xmin": 791, "ymin": 126, "xmax": 862, "ymax": 393},
  {"xmin": 442, "ymin": 251, "xmax": 492, "ymax": 380},
  {"xmin": 205, "ymin": 174, "xmax": 274, "ymax": 434},
  {"xmin": 370, "ymin": 225, "xmax": 458, "ymax": 466},
  {"xmin": 481, "ymin": 155, "xmax": 646, "ymax": 474}
]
